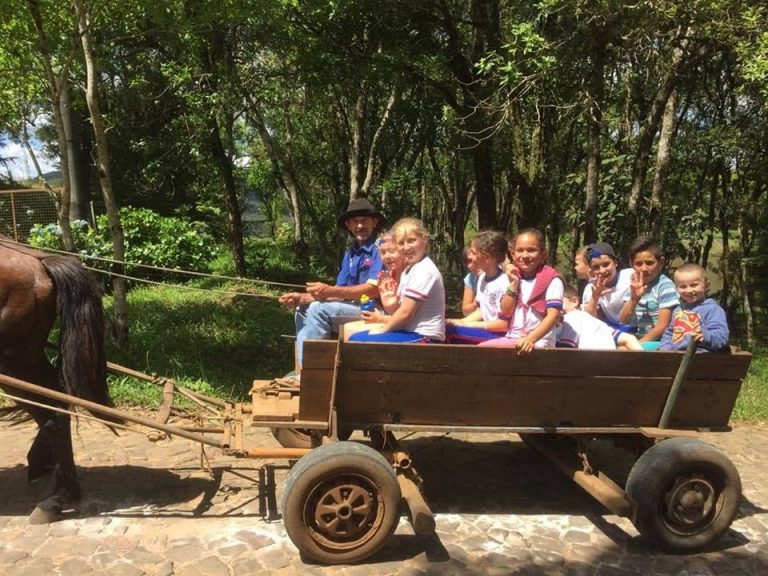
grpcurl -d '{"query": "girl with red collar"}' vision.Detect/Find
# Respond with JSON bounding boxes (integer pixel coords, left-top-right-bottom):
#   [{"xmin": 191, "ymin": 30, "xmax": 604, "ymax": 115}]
[{"xmin": 479, "ymin": 228, "xmax": 564, "ymax": 354}]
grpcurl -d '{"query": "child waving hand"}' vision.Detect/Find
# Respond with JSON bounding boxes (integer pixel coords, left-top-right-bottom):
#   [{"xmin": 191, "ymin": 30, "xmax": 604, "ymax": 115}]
[{"xmin": 479, "ymin": 228, "xmax": 563, "ymax": 354}]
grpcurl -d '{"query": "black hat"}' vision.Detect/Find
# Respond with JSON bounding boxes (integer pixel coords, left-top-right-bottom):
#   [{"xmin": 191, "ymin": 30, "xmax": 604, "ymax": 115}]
[
  {"xmin": 337, "ymin": 198, "xmax": 386, "ymax": 228},
  {"xmin": 586, "ymin": 242, "xmax": 618, "ymax": 262}
]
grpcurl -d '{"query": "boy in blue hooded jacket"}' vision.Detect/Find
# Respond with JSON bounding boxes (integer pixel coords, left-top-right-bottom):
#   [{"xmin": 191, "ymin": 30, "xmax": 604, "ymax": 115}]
[{"xmin": 660, "ymin": 262, "xmax": 729, "ymax": 352}]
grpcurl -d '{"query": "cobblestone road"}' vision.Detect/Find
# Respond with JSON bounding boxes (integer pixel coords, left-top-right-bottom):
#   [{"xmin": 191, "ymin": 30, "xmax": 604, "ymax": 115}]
[{"xmin": 1, "ymin": 415, "xmax": 766, "ymax": 575}]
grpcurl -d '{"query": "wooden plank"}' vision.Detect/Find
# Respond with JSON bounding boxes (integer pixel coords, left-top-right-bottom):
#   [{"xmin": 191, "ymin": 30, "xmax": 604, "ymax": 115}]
[
  {"xmin": 297, "ymin": 340, "xmax": 338, "ymax": 422},
  {"xmin": 333, "ymin": 371, "xmax": 741, "ymax": 428},
  {"xmin": 250, "ymin": 379, "xmax": 275, "ymax": 394},
  {"xmin": 685, "ymin": 352, "xmax": 752, "ymax": 380},
  {"xmin": 523, "ymin": 434, "xmax": 632, "ymax": 517},
  {"xmin": 297, "ymin": 368, "xmax": 334, "ymax": 421},
  {"xmin": 671, "ymin": 380, "xmax": 742, "ymax": 427},
  {"xmin": 251, "ymin": 396, "xmax": 299, "ymax": 422},
  {"xmin": 303, "ymin": 340, "xmax": 338, "ymax": 370},
  {"xmin": 334, "ymin": 371, "xmax": 668, "ymax": 427},
  {"xmin": 338, "ymin": 344, "xmax": 751, "ymax": 381},
  {"xmin": 296, "ymin": 339, "xmax": 749, "ymax": 430},
  {"xmin": 339, "ymin": 343, "xmax": 673, "ymax": 377}
]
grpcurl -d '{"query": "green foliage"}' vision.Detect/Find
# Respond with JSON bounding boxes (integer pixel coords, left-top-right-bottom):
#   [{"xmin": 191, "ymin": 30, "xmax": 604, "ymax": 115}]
[
  {"xmin": 29, "ymin": 207, "xmax": 216, "ymax": 274},
  {"xmin": 475, "ymin": 22, "xmax": 555, "ymax": 89},
  {"xmin": 104, "ymin": 283, "xmax": 295, "ymax": 403},
  {"xmin": 210, "ymin": 236, "xmax": 330, "ymax": 285},
  {"xmin": 732, "ymin": 347, "xmax": 768, "ymax": 425}
]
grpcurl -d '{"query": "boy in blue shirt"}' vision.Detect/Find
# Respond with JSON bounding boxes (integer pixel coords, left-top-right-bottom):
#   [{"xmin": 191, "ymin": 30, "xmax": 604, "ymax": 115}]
[{"xmin": 660, "ymin": 263, "xmax": 729, "ymax": 352}]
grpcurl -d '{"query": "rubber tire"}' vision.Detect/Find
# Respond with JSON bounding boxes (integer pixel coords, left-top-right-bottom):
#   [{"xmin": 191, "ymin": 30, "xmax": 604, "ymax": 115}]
[
  {"xmin": 271, "ymin": 427, "xmax": 352, "ymax": 449},
  {"xmin": 281, "ymin": 441, "xmax": 401, "ymax": 564},
  {"xmin": 625, "ymin": 437, "xmax": 741, "ymax": 552},
  {"xmin": 271, "ymin": 427, "xmax": 315, "ymax": 449}
]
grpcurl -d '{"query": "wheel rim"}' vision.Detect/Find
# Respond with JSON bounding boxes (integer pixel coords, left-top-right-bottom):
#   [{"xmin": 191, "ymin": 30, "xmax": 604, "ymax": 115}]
[
  {"xmin": 304, "ymin": 472, "xmax": 386, "ymax": 552},
  {"xmin": 661, "ymin": 472, "xmax": 721, "ymax": 536}
]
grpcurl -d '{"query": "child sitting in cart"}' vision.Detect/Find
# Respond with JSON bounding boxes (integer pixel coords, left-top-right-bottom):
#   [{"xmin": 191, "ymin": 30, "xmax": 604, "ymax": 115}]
[
  {"xmin": 659, "ymin": 263, "xmax": 729, "ymax": 352},
  {"xmin": 343, "ymin": 231, "xmax": 405, "ymax": 341},
  {"xmin": 557, "ymin": 285, "xmax": 642, "ymax": 350},
  {"xmin": 582, "ymin": 241, "xmax": 634, "ymax": 331},
  {"xmin": 350, "ymin": 217, "xmax": 446, "ymax": 343},
  {"xmin": 461, "ymin": 245, "xmax": 480, "ymax": 315},
  {"xmin": 479, "ymin": 228, "xmax": 563, "ymax": 353},
  {"xmin": 617, "ymin": 236, "xmax": 678, "ymax": 350},
  {"xmin": 446, "ymin": 229, "xmax": 510, "ymax": 344}
]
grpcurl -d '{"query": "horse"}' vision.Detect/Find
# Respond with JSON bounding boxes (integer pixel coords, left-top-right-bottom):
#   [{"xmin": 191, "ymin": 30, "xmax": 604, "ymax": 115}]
[{"xmin": 0, "ymin": 235, "xmax": 113, "ymax": 523}]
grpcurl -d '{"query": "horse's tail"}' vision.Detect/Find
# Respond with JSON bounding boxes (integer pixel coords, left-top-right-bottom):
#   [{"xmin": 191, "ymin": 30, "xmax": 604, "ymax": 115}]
[{"xmin": 40, "ymin": 256, "xmax": 112, "ymax": 408}]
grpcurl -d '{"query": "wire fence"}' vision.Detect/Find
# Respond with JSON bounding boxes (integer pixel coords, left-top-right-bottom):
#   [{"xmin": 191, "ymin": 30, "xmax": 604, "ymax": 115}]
[{"xmin": 0, "ymin": 188, "xmax": 60, "ymax": 242}]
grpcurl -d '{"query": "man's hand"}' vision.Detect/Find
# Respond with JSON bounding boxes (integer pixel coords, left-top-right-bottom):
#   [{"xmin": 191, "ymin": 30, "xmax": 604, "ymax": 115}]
[
  {"xmin": 278, "ymin": 292, "xmax": 305, "ymax": 308},
  {"xmin": 306, "ymin": 282, "xmax": 336, "ymax": 301}
]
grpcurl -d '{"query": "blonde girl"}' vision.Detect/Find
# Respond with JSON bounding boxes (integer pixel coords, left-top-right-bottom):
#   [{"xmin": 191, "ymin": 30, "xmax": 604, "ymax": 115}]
[{"xmin": 350, "ymin": 218, "xmax": 446, "ymax": 343}]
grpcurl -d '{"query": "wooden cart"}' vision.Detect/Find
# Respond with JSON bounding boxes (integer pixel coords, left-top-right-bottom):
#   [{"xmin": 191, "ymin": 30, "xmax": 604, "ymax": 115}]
[
  {"xmin": 0, "ymin": 339, "xmax": 753, "ymax": 565},
  {"xmin": 251, "ymin": 339, "xmax": 752, "ymax": 564}
]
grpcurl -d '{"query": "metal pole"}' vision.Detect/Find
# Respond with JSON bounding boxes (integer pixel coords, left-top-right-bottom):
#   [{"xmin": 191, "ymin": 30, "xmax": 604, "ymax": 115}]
[
  {"xmin": 659, "ymin": 338, "xmax": 698, "ymax": 428},
  {"xmin": 10, "ymin": 191, "xmax": 18, "ymax": 241}
]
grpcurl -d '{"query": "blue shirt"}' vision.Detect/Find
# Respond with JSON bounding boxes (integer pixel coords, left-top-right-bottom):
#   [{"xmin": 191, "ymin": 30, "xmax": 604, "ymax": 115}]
[{"xmin": 336, "ymin": 238, "xmax": 383, "ymax": 287}]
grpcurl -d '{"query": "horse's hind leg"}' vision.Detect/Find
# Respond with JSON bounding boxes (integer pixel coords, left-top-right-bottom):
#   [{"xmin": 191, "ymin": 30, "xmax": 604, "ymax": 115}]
[
  {"xmin": 28, "ymin": 412, "xmax": 81, "ymax": 524},
  {"xmin": 27, "ymin": 417, "xmax": 57, "ymax": 484}
]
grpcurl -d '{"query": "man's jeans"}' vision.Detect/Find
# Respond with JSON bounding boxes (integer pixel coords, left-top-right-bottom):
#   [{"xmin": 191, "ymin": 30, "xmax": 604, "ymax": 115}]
[{"xmin": 295, "ymin": 301, "xmax": 361, "ymax": 367}]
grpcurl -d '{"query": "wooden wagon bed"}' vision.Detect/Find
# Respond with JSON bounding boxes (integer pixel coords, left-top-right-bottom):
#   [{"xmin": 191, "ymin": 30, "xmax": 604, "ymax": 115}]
[
  {"xmin": 249, "ymin": 340, "xmax": 752, "ymax": 564},
  {"xmin": 257, "ymin": 341, "xmax": 751, "ymax": 432}
]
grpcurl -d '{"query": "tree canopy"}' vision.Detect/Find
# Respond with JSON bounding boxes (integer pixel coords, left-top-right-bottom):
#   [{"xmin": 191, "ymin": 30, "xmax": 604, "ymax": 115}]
[{"xmin": 1, "ymin": 0, "xmax": 766, "ymax": 342}]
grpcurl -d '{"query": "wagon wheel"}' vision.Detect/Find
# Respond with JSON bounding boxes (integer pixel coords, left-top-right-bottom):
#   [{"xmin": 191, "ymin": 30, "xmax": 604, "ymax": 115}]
[
  {"xmin": 625, "ymin": 437, "xmax": 741, "ymax": 552},
  {"xmin": 271, "ymin": 427, "xmax": 352, "ymax": 449},
  {"xmin": 271, "ymin": 427, "xmax": 316, "ymax": 449},
  {"xmin": 281, "ymin": 441, "xmax": 401, "ymax": 564}
]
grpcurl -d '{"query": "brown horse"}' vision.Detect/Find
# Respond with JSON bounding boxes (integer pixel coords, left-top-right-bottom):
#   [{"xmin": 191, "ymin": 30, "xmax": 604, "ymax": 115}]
[{"xmin": 0, "ymin": 235, "xmax": 112, "ymax": 523}]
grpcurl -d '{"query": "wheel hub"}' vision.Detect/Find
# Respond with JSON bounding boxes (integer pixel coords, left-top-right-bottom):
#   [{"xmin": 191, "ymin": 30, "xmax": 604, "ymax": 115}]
[
  {"xmin": 306, "ymin": 474, "xmax": 383, "ymax": 550},
  {"xmin": 663, "ymin": 474, "xmax": 718, "ymax": 534}
]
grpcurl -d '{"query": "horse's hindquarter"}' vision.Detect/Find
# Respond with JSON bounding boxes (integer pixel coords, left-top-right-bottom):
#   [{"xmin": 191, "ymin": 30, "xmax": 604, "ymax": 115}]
[{"xmin": 0, "ymin": 245, "xmax": 57, "ymax": 371}]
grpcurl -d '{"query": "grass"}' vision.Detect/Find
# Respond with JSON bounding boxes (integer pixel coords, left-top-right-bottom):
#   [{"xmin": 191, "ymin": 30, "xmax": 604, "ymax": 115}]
[
  {"xmin": 104, "ymin": 281, "xmax": 295, "ymax": 408},
  {"xmin": 732, "ymin": 347, "xmax": 768, "ymax": 425}
]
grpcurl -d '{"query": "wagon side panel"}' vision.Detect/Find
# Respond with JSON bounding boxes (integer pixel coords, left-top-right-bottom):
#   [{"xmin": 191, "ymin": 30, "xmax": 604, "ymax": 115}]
[
  {"xmin": 298, "ymin": 340, "xmax": 337, "ymax": 422},
  {"xmin": 333, "ymin": 345, "xmax": 750, "ymax": 430}
]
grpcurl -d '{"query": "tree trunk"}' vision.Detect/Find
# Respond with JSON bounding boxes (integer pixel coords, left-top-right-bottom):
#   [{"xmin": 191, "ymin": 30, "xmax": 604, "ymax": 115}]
[
  {"xmin": 717, "ymin": 166, "xmax": 731, "ymax": 314},
  {"xmin": 584, "ymin": 38, "xmax": 605, "ymax": 244},
  {"xmin": 473, "ymin": 138, "xmax": 496, "ymax": 228},
  {"xmin": 701, "ymin": 168, "xmax": 717, "ymax": 267},
  {"xmin": 27, "ymin": 0, "xmax": 75, "ymax": 251},
  {"xmin": 247, "ymin": 103, "xmax": 304, "ymax": 242},
  {"xmin": 73, "ymin": 0, "xmax": 128, "ymax": 345},
  {"xmin": 360, "ymin": 84, "xmax": 400, "ymax": 197},
  {"xmin": 208, "ymin": 115, "xmax": 246, "ymax": 277},
  {"xmin": 349, "ymin": 83, "xmax": 367, "ymax": 200},
  {"xmin": 626, "ymin": 29, "xmax": 697, "ymax": 234},
  {"xmin": 649, "ymin": 89, "xmax": 679, "ymax": 239},
  {"xmin": 60, "ymin": 82, "xmax": 87, "ymax": 221}
]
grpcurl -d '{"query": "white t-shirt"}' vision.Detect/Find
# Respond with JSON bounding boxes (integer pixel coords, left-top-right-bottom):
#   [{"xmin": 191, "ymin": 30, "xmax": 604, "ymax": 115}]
[
  {"xmin": 397, "ymin": 256, "xmax": 446, "ymax": 341},
  {"xmin": 505, "ymin": 275, "xmax": 564, "ymax": 347},
  {"xmin": 476, "ymin": 269, "xmax": 509, "ymax": 322},
  {"xmin": 557, "ymin": 310, "xmax": 618, "ymax": 350},
  {"xmin": 582, "ymin": 268, "xmax": 633, "ymax": 327}
]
